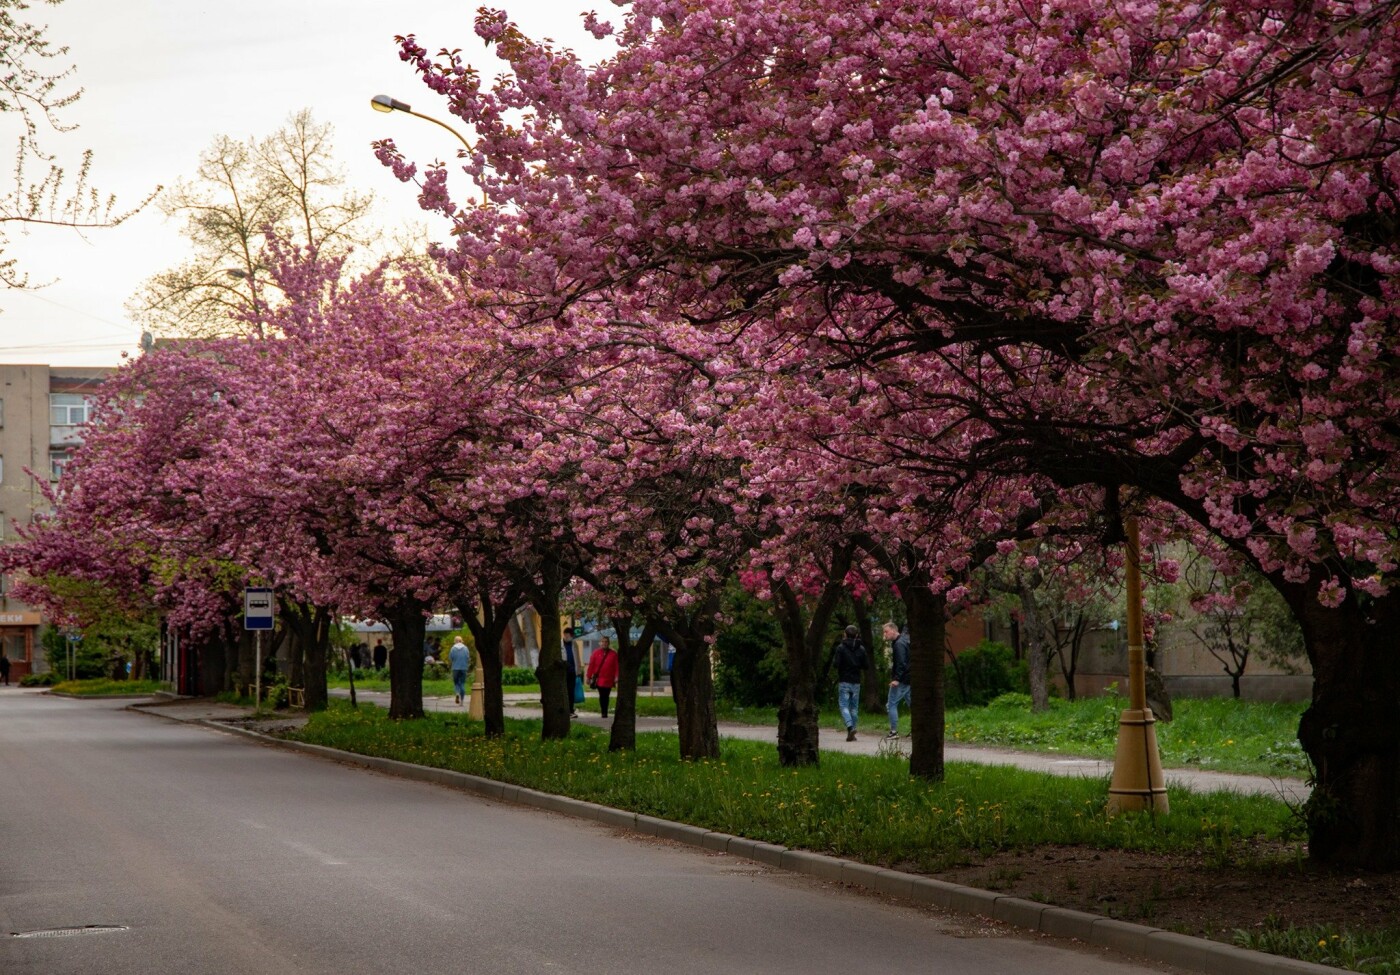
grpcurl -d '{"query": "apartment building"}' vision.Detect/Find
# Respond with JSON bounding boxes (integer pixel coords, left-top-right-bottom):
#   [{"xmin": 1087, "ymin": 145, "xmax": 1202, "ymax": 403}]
[{"xmin": 0, "ymin": 364, "xmax": 112, "ymax": 679}]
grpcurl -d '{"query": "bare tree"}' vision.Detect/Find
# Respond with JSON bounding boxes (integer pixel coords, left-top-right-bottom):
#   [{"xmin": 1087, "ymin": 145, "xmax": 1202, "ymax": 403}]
[
  {"xmin": 129, "ymin": 110, "xmax": 376, "ymax": 337},
  {"xmin": 0, "ymin": 0, "xmax": 154, "ymax": 289}
]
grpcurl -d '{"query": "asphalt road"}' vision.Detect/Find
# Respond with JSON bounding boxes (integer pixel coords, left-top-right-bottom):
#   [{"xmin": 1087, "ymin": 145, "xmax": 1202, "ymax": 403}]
[{"xmin": 0, "ymin": 689, "xmax": 1175, "ymax": 975}]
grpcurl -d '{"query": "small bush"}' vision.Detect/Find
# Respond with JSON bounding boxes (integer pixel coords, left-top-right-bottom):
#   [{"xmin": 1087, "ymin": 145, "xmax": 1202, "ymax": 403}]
[
  {"xmin": 946, "ymin": 640, "xmax": 1027, "ymax": 707},
  {"xmin": 21, "ymin": 671, "xmax": 60, "ymax": 687},
  {"xmin": 502, "ymin": 667, "xmax": 535, "ymax": 686}
]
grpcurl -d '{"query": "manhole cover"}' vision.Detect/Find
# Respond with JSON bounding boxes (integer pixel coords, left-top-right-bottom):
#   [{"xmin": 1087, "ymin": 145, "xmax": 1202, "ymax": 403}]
[{"xmin": 11, "ymin": 925, "xmax": 129, "ymax": 939}]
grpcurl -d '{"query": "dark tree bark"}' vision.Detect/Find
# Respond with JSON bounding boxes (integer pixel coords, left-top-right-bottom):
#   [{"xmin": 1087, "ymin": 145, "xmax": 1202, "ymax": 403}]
[
  {"xmin": 652, "ymin": 599, "xmax": 721, "ymax": 760},
  {"xmin": 608, "ymin": 617, "xmax": 658, "ymax": 752},
  {"xmin": 524, "ymin": 552, "xmax": 573, "ymax": 741},
  {"xmin": 282, "ymin": 600, "xmax": 332, "ymax": 711},
  {"xmin": 1285, "ymin": 579, "xmax": 1400, "ymax": 868},
  {"xmin": 387, "ymin": 597, "xmax": 427, "ymax": 720},
  {"xmin": 455, "ymin": 583, "xmax": 525, "ymax": 737},
  {"xmin": 773, "ymin": 545, "xmax": 853, "ymax": 767},
  {"xmin": 904, "ymin": 584, "xmax": 948, "ymax": 781}
]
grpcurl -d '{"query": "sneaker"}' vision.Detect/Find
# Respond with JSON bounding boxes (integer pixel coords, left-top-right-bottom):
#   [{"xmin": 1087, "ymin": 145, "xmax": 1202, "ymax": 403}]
[
  {"xmin": 885, "ymin": 731, "xmax": 899, "ymax": 740},
  {"xmin": 570, "ymin": 711, "xmax": 578, "ymax": 718},
  {"xmin": 846, "ymin": 728, "xmax": 856, "ymax": 742}
]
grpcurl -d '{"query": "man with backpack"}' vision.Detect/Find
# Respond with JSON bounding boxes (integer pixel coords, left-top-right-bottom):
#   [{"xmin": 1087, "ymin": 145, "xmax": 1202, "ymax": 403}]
[{"xmin": 821, "ymin": 625, "xmax": 870, "ymax": 741}]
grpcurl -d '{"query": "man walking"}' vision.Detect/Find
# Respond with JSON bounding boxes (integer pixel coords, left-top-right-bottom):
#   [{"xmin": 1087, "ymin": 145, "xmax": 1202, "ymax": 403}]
[
  {"xmin": 884, "ymin": 622, "xmax": 911, "ymax": 739},
  {"xmin": 448, "ymin": 636, "xmax": 471, "ymax": 705},
  {"xmin": 822, "ymin": 625, "xmax": 869, "ymax": 741}
]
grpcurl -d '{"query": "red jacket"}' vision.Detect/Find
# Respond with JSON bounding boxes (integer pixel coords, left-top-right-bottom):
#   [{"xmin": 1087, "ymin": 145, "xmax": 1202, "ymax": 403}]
[{"xmin": 585, "ymin": 647, "xmax": 619, "ymax": 688}]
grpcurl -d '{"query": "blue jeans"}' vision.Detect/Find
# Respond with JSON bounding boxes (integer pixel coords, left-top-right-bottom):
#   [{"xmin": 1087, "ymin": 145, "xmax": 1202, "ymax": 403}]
[
  {"xmin": 452, "ymin": 669, "xmax": 468, "ymax": 700},
  {"xmin": 887, "ymin": 682, "xmax": 911, "ymax": 733},
  {"xmin": 838, "ymin": 682, "xmax": 861, "ymax": 731}
]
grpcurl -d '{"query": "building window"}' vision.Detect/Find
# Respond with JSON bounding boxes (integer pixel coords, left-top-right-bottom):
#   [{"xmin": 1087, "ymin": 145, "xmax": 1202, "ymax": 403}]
[
  {"xmin": 51, "ymin": 450, "xmax": 71, "ymax": 481},
  {"xmin": 50, "ymin": 393, "xmax": 91, "ymax": 447}
]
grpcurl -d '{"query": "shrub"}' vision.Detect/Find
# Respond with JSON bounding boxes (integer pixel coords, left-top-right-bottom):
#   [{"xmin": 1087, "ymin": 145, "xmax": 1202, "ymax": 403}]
[
  {"xmin": 713, "ymin": 581, "xmax": 787, "ymax": 707},
  {"xmin": 501, "ymin": 667, "xmax": 535, "ymax": 686},
  {"xmin": 946, "ymin": 640, "xmax": 1027, "ymax": 707},
  {"xmin": 21, "ymin": 671, "xmax": 59, "ymax": 687}
]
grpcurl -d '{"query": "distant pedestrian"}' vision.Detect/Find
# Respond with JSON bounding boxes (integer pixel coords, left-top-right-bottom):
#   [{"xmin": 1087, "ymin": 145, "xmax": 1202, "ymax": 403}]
[
  {"xmin": 0, "ymin": 651, "xmax": 9, "ymax": 686},
  {"xmin": 884, "ymin": 622, "xmax": 911, "ymax": 739},
  {"xmin": 448, "ymin": 636, "xmax": 471, "ymax": 705},
  {"xmin": 564, "ymin": 633, "xmax": 579, "ymax": 719},
  {"xmin": 372, "ymin": 640, "xmax": 388, "ymax": 670},
  {"xmin": 821, "ymin": 625, "xmax": 870, "ymax": 741},
  {"xmin": 585, "ymin": 636, "xmax": 619, "ymax": 718}
]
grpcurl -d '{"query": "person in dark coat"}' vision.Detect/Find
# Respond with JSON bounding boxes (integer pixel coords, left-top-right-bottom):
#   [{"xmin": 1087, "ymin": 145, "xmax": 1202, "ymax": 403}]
[
  {"xmin": 821, "ymin": 625, "xmax": 870, "ymax": 741},
  {"xmin": 0, "ymin": 651, "xmax": 9, "ymax": 686},
  {"xmin": 884, "ymin": 622, "xmax": 911, "ymax": 739},
  {"xmin": 372, "ymin": 640, "xmax": 388, "ymax": 670}
]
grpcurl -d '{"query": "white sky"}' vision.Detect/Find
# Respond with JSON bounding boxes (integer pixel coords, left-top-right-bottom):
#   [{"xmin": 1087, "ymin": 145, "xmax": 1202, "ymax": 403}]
[{"xmin": 0, "ymin": 0, "xmax": 605, "ymax": 365}]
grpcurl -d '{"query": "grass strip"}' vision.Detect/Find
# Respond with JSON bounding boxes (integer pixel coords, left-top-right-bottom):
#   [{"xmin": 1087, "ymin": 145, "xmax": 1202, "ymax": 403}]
[
  {"xmin": 50, "ymin": 678, "xmax": 166, "ymax": 697},
  {"xmin": 1234, "ymin": 923, "xmax": 1400, "ymax": 973},
  {"xmin": 291, "ymin": 701, "xmax": 1297, "ymax": 872}
]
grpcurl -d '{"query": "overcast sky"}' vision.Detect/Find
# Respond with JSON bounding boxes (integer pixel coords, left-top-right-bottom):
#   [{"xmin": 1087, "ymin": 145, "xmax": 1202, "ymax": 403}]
[{"xmin": 0, "ymin": 0, "xmax": 605, "ymax": 365}]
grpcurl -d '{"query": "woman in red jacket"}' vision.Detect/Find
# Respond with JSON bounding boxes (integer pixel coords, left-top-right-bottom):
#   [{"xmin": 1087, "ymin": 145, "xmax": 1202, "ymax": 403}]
[{"xmin": 584, "ymin": 636, "xmax": 620, "ymax": 718}]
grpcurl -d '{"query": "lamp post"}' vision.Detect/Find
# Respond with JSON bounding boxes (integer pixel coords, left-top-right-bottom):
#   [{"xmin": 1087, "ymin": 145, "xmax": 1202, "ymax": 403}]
[
  {"xmin": 370, "ymin": 94, "xmax": 486, "ymax": 203},
  {"xmin": 1106, "ymin": 516, "xmax": 1170, "ymax": 814}
]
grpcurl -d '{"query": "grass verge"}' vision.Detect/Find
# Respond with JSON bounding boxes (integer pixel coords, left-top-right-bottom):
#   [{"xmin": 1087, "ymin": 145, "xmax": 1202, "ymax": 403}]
[
  {"xmin": 291, "ymin": 701, "xmax": 1296, "ymax": 872},
  {"xmin": 50, "ymin": 678, "xmax": 166, "ymax": 697},
  {"xmin": 1234, "ymin": 922, "xmax": 1400, "ymax": 972}
]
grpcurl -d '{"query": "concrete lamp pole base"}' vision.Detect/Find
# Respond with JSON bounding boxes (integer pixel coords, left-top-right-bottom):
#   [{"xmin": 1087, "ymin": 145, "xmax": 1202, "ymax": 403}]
[
  {"xmin": 469, "ymin": 648, "xmax": 485, "ymax": 720},
  {"xmin": 1106, "ymin": 708, "xmax": 1170, "ymax": 814},
  {"xmin": 1106, "ymin": 516, "xmax": 1170, "ymax": 817}
]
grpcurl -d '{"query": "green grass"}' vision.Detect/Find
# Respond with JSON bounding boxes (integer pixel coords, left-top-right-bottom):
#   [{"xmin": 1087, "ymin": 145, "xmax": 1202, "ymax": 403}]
[
  {"xmin": 943, "ymin": 694, "xmax": 1310, "ymax": 778},
  {"xmin": 50, "ymin": 678, "xmax": 166, "ymax": 697},
  {"xmin": 291, "ymin": 702, "xmax": 1297, "ymax": 872},
  {"xmin": 1235, "ymin": 922, "xmax": 1400, "ymax": 974}
]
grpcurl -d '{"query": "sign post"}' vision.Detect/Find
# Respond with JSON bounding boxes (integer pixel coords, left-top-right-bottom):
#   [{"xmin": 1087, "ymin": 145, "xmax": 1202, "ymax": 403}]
[{"xmin": 244, "ymin": 587, "xmax": 274, "ymax": 706}]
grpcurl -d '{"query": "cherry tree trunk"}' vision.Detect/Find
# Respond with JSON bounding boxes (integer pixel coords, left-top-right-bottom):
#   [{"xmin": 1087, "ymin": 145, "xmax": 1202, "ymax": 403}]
[
  {"xmin": 608, "ymin": 619, "xmax": 657, "ymax": 753},
  {"xmin": 660, "ymin": 610, "xmax": 719, "ymax": 761},
  {"xmin": 1289, "ymin": 586, "xmax": 1400, "ymax": 868},
  {"xmin": 1019, "ymin": 586, "xmax": 1051, "ymax": 713},
  {"xmin": 387, "ymin": 601, "xmax": 426, "ymax": 720},
  {"xmin": 774, "ymin": 561, "xmax": 851, "ymax": 768},
  {"xmin": 774, "ymin": 602, "xmax": 819, "ymax": 768},
  {"xmin": 905, "ymin": 587, "xmax": 947, "ymax": 781},
  {"xmin": 533, "ymin": 606, "xmax": 572, "ymax": 741}
]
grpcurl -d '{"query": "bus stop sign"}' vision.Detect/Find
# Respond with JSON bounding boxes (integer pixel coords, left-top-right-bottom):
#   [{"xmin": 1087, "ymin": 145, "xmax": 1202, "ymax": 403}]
[{"xmin": 244, "ymin": 587, "xmax": 274, "ymax": 631}]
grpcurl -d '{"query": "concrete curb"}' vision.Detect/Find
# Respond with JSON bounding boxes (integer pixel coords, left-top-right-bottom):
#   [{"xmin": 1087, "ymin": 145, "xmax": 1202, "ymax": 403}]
[{"xmin": 186, "ymin": 718, "xmax": 1344, "ymax": 975}]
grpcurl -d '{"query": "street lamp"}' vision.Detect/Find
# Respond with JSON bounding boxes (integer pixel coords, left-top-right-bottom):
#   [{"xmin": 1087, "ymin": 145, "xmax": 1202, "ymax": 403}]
[
  {"xmin": 370, "ymin": 94, "xmax": 486, "ymax": 203},
  {"xmin": 1106, "ymin": 516, "xmax": 1170, "ymax": 815}
]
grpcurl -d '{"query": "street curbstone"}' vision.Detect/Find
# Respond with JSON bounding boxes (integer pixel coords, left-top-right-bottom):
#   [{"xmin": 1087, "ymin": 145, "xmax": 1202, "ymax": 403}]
[
  {"xmin": 724, "ymin": 836, "xmax": 758, "ymax": 859},
  {"xmin": 652, "ymin": 820, "xmax": 710, "ymax": 846},
  {"xmin": 946, "ymin": 885, "xmax": 1003, "ymax": 918},
  {"xmin": 1089, "ymin": 918, "xmax": 1159, "ymax": 956},
  {"xmin": 1145, "ymin": 931, "xmax": 1273, "ymax": 975},
  {"xmin": 633, "ymin": 815, "xmax": 667, "ymax": 838},
  {"xmin": 747, "ymin": 842, "xmax": 787, "ymax": 867},
  {"xmin": 907, "ymin": 877, "xmax": 971, "ymax": 910},
  {"xmin": 992, "ymin": 896, "xmax": 1048, "ymax": 930},
  {"xmin": 779, "ymin": 849, "xmax": 845, "ymax": 881},
  {"xmin": 840, "ymin": 861, "xmax": 886, "ymax": 888},
  {"xmin": 870, "ymin": 869, "xmax": 915, "ymax": 899},
  {"xmin": 1038, "ymin": 906, "xmax": 1103, "ymax": 942},
  {"xmin": 700, "ymin": 831, "xmax": 732, "ymax": 853}
]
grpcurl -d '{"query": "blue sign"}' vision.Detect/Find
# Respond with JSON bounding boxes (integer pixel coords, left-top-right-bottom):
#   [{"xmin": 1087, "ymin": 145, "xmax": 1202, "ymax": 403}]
[{"xmin": 244, "ymin": 587, "xmax": 274, "ymax": 631}]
